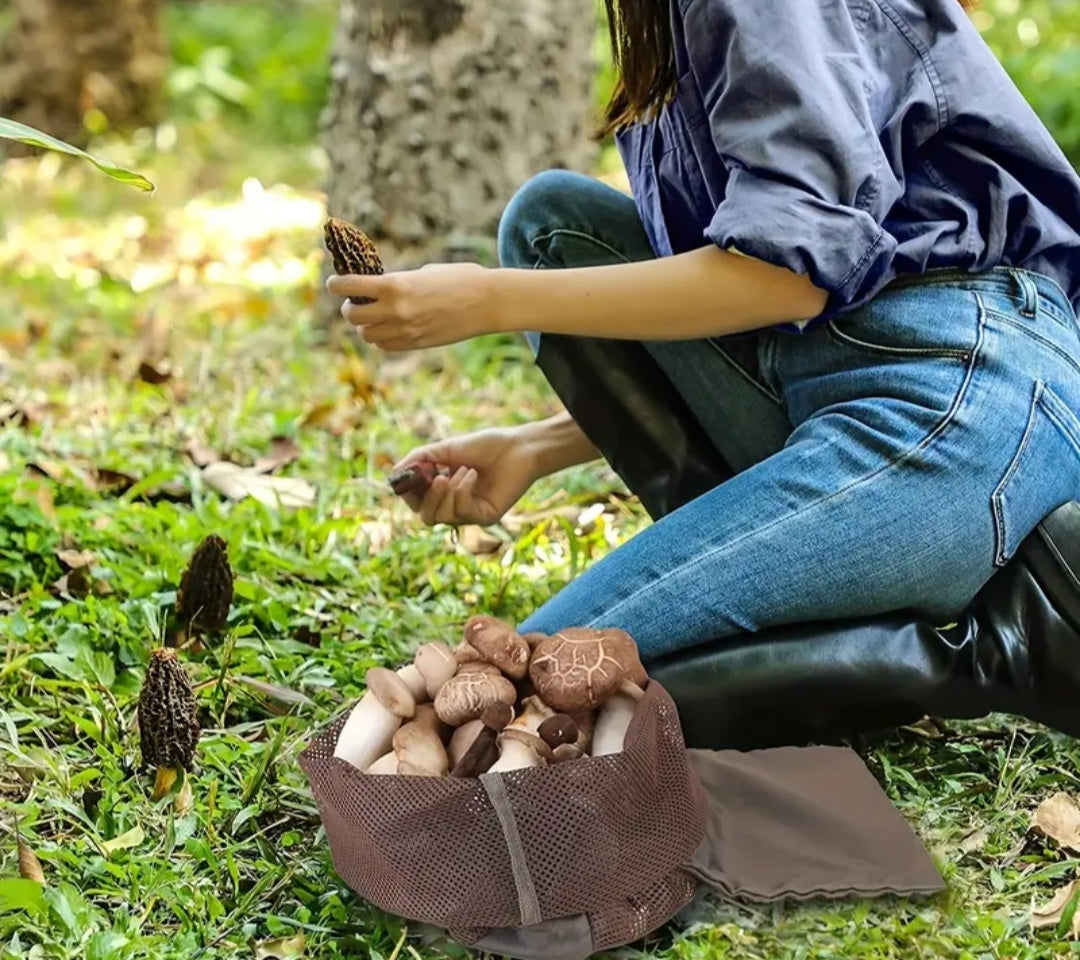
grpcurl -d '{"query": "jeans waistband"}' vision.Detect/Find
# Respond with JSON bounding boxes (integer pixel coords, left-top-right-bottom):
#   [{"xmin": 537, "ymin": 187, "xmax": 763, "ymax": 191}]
[{"xmin": 885, "ymin": 266, "xmax": 1076, "ymax": 326}]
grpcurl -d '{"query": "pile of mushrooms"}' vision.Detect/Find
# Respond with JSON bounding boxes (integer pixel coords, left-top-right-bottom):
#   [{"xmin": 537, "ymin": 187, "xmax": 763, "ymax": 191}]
[{"xmin": 332, "ymin": 617, "xmax": 649, "ymax": 777}]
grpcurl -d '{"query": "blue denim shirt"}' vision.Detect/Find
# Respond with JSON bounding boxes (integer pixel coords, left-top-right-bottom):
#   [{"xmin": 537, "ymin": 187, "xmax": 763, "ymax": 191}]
[{"xmin": 615, "ymin": 0, "xmax": 1080, "ymax": 330}]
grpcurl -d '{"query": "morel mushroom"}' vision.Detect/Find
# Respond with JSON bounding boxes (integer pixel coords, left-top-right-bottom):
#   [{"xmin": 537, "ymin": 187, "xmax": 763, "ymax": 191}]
[
  {"xmin": 138, "ymin": 648, "xmax": 200, "ymax": 800},
  {"xmin": 463, "ymin": 616, "xmax": 531, "ymax": 680},
  {"xmin": 528, "ymin": 627, "xmax": 646, "ymax": 713},
  {"xmin": 333, "ymin": 667, "xmax": 417, "ymax": 771},
  {"xmin": 434, "ymin": 670, "xmax": 516, "ymax": 727},
  {"xmin": 389, "ymin": 461, "xmax": 451, "ymax": 497},
  {"xmin": 324, "ymin": 216, "xmax": 383, "ymax": 304},
  {"xmin": 173, "ymin": 534, "xmax": 233, "ymax": 646}
]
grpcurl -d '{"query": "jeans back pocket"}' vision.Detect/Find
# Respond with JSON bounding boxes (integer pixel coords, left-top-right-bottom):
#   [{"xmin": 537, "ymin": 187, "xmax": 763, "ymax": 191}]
[{"xmin": 992, "ymin": 380, "xmax": 1080, "ymax": 566}]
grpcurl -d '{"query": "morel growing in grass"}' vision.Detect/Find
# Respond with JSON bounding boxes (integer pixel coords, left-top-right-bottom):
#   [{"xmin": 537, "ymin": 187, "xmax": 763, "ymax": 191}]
[
  {"xmin": 174, "ymin": 534, "xmax": 233, "ymax": 642},
  {"xmin": 138, "ymin": 648, "xmax": 200, "ymax": 800},
  {"xmin": 324, "ymin": 216, "xmax": 383, "ymax": 304}
]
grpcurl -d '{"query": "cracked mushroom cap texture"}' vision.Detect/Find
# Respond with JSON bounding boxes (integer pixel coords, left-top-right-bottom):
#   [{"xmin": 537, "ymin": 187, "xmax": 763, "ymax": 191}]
[{"xmin": 528, "ymin": 627, "xmax": 644, "ymax": 712}]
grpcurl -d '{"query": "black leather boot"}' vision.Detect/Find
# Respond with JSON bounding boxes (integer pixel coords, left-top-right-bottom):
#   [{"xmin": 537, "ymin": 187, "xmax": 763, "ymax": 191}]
[
  {"xmin": 649, "ymin": 501, "xmax": 1080, "ymax": 749},
  {"xmin": 533, "ymin": 332, "xmax": 1080, "ymax": 749}
]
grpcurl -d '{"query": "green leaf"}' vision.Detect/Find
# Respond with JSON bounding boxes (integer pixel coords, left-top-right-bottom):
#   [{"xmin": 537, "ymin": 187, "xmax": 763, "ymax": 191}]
[
  {"xmin": 0, "ymin": 878, "xmax": 45, "ymax": 914},
  {"xmin": 0, "ymin": 117, "xmax": 155, "ymax": 192},
  {"xmin": 100, "ymin": 824, "xmax": 145, "ymax": 856}
]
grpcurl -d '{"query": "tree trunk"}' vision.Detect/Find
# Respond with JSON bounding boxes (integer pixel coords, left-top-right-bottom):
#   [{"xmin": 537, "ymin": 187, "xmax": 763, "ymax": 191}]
[
  {"xmin": 320, "ymin": 0, "xmax": 597, "ymax": 274},
  {"xmin": 0, "ymin": 0, "xmax": 165, "ymax": 149}
]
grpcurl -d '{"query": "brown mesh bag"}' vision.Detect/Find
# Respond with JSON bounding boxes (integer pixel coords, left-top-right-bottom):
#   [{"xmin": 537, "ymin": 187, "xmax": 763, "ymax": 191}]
[
  {"xmin": 299, "ymin": 680, "xmax": 944, "ymax": 960},
  {"xmin": 299, "ymin": 681, "xmax": 709, "ymax": 943}
]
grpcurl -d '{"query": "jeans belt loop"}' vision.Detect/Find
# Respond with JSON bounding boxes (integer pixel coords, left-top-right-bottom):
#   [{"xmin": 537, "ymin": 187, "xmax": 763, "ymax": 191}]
[{"xmin": 1012, "ymin": 268, "xmax": 1039, "ymax": 318}]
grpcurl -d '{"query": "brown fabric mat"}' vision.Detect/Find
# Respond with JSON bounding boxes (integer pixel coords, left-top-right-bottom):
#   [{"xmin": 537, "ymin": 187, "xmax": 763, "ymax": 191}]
[{"xmin": 682, "ymin": 745, "xmax": 945, "ymax": 901}]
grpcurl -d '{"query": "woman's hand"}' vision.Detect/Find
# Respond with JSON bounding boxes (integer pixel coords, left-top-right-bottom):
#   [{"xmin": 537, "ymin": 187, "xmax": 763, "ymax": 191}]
[
  {"xmin": 326, "ymin": 263, "xmax": 504, "ymax": 351},
  {"xmin": 391, "ymin": 426, "xmax": 539, "ymax": 527}
]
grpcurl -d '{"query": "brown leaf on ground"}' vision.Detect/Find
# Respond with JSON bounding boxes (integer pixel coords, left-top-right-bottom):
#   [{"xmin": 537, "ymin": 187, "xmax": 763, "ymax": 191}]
[
  {"xmin": 337, "ymin": 352, "xmax": 377, "ymax": 404},
  {"xmin": 16, "ymin": 474, "xmax": 57, "ymax": 521},
  {"xmin": 1031, "ymin": 879, "xmax": 1080, "ymax": 939},
  {"xmin": 1031, "ymin": 792, "xmax": 1080, "ymax": 854},
  {"xmin": 901, "ymin": 717, "xmax": 946, "ymax": 739},
  {"xmin": 459, "ymin": 525, "xmax": 504, "ymax": 555},
  {"xmin": 184, "ymin": 440, "xmax": 220, "ymax": 467},
  {"xmin": 18, "ymin": 836, "xmax": 45, "ymax": 884},
  {"xmin": 254, "ymin": 435, "xmax": 301, "ymax": 474},
  {"xmin": 137, "ymin": 359, "xmax": 173, "ymax": 384},
  {"xmin": 231, "ymin": 676, "xmax": 314, "ymax": 711},
  {"xmin": 295, "ymin": 626, "xmax": 321, "ymax": 647},
  {"xmin": 92, "ymin": 468, "xmax": 137, "ymax": 493},
  {"xmin": 51, "ymin": 567, "xmax": 92, "ymax": 598},
  {"xmin": 959, "ymin": 825, "xmax": 989, "ymax": 855},
  {"xmin": 201, "ymin": 461, "xmax": 315, "ymax": 509},
  {"xmin": 56, "ymin": 548, "xmax": 96, "ymax": 570}
]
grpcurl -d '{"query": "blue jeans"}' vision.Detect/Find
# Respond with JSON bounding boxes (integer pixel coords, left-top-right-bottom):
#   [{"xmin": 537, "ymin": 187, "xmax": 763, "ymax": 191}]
[{"xmin": 501, "ymin": 170, "xmax": 1080, "ymax": 662}]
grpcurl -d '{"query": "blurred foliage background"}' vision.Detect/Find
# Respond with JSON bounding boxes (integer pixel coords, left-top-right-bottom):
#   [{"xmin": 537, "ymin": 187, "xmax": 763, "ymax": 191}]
[{"xmin": 154, "ymin": 0, "xmax": 1080, "ymax": 168}]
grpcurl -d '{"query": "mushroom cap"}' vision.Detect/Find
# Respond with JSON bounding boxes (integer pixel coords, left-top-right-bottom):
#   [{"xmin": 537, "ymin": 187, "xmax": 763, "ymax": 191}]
[
  {"xmin": 449, "ymin": 718, "xmax": 485, "ymax": 767},
  {"xmin": 434, "ymin": 671, "xmax": 516, "ymax": 726},
  {"xmin": 454, "ymin": 641, "xmax": 485, "ymax": 665},
  {"xmin": 528, "ymin": 627, "xmax": 642, "ymax": 712},
  {"xmin": 481, "ymin": 701, "xmax": 514, "ymax": 731},
  {"xmin": 456, "ymin": 661, "xmax": 502, "ymax": 676},
  {"xmin": 414, "ymin": 642, "xmax": 458, "ymax": 698},
  {"xmin": 499, "ymin": 728, "xmax": 553, "ymax": 763},
  {"xmin": 463, "ymin": 616, "xmax": 530, "ymax": 679},
  {"xmin": 552, "ymin": 743, "xmax": 584, "ymax": 763},
  {"xmin": 538, "ymin": 714, "xmax": 579, "ymax": 749},
  {"xmin": 138, "ymin": 648, "xmax": 200, "ymax": 771},
  {"xmin": 366, "ymin": 667, "xmax": 417, "ymax": 719},
  {"xmin": 392, "ymin": 722, "xmax": 448, "ymax": 776},
  {"xmin": 521, "ymin": 632, "xmax": 548, "ymax": 651}
]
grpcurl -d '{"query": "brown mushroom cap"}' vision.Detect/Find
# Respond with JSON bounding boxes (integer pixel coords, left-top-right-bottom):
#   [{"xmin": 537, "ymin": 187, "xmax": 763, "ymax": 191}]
[
  {"xmin": 454, "ymin": 641, "xmax": 485, "ymax": 665},
  {"xmin": 366, "ymin": 667, "xmax": 417, "ymax": 719},
  {"xmin": 434, "ymin": 671, "xmax": 516, "ymax": 726},
  {"xmin": 528, "ymin": 627, "xmax": 642, "ymax": 712},
  {"xmin": 552, "ymin": 743, "xmax": 584, "ymax": 763},
  {"xmin": 457, "ymin": 661, "xmax": 502, "ymax": 677},
  {"xmin": 392, "ymin": 721, "xmax": 448, "ymax": 776},
  {"xmin": 521, "ymin": 632, "xmax": 548, "ymax": 651},
  {"xmin": 463, "ymin": 616, "xmax": 531, "ymax": 680},
  {"xmin": 500, "ymin": 728, "xmax": 553, "ymax": 763},
  {"xmin": 538, "ymin": 714, "xmax": 579, "ymax": 750},
  {"xmin": 414, "ymin": 642, "xmax": 458, "ymax": 698}
]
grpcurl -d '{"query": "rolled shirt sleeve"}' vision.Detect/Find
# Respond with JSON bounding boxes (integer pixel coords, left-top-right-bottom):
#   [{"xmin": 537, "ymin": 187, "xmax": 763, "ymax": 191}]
[{"xmin": 683, "ymin": 0, "xmax": 905, "ymax": 319}]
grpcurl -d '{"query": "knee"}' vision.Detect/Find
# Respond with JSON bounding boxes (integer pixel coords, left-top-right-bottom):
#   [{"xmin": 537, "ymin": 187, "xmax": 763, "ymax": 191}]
[{"xmin": 496, "ymin": 168, "xmax": 589, "ymax": 269}]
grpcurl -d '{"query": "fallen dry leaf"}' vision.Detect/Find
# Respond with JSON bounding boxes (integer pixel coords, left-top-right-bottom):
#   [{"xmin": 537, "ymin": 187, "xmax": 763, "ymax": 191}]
[
  {"xmin": 337, "ymin": 352, "xmax": 377, "ymax": 404},
  {"xmin": 137, "ymin": 359, "xmax": 172, "ymax": 385},
  {"xmin": 902, "ymin": 717, "xmax": 946, "ymax": 739},
  {"xmin": 184, "ymin": 439, "xmax": 220, "ymax": 467},
  {"xmin": 51, "ymin": 567, "xmax": 92, "ymax": 598},
  {"xmin": 1032, "ymin": 792, "xmax": 1080, "ymax": 854},
  {"xmin": 92, "ymin": 467, "xmax": 137, "ymax": 494},
  {"xmin": 254, "ymin": 435, "xmax": 301, "ymax": 474},
  {"xmin": 1031, "ymin": 879, "xmax": 1080, "ymax": 939},
  {"xmin": 959, "ymin": 825, "xmax": 989, "ymax": 855},
  {"xmin": 231, "ymin": 676, "xmax": 314, "ymax": 712},
  {"xmin": 18, "ymin": 836, "xmax": 44, "ymax": 884},
  {"xmin": 56, "ymin": 548, "xmax": 96, "ymax": 570},
  {"xmin": 174, "ymin": 777, "xmax": 193, "ymax": 817},
  {"xmin": 201, "ymin": 461, "xmax": 316, "ymax": 509},
  {"xmin": 254, "ymin": 933, "xmax": 305, "ymax": 960}
]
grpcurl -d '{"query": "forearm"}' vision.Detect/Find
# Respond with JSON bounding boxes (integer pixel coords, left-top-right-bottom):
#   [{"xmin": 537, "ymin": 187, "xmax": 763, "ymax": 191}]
[
  {"xmin": 517, "ymin": 412, "xmax": 601, "ymax": 479},
  {"xmin": 493, "ymin": 245, "xmax": 827, "ymax": 340}
]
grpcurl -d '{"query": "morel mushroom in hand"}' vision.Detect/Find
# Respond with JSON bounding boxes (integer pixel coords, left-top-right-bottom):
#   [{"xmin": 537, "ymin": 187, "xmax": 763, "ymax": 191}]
[
  {"xmin": 324, "ymin": 217, "xmax": 383, "ymax": 305},
  {"xmin": 138, "ymin": 648, "xmax": 200, "ymax": 801}
]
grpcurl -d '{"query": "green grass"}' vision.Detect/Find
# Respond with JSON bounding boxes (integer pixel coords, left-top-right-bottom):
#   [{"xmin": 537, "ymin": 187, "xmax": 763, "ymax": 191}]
[{"xmin": 3, "ymin": 0, "xmax": 1080, "ymax": 952}]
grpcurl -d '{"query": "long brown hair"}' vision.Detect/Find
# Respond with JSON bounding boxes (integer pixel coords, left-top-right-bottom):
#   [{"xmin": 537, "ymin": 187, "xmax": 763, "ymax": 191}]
[{"xmin": 598, "ymin": 0, "xmax": 979, "ymax": 138}]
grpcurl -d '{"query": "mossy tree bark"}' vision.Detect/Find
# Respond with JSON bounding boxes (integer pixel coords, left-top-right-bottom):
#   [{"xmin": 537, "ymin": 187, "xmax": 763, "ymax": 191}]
[{"xmin": 320, "ymin": 0, "xmax": 597, "ymax": 274}]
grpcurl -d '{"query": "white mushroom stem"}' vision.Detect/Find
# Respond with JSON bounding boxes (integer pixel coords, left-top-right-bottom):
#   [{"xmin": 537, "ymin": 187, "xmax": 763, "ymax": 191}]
[
  {"xmin": 590, "ymin": 691, "xmax": 639, "ymax": 757},
  {"xmin": 333, "ymin": 667, "xmax": 416, "ymax": 771},
  {"xmin": 367, "ymin": 751, "xmax": 399, "ymax": 775},
  {"xmin": 488, "ymin": 731, "xmax": 548, "ymax": 772}
]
